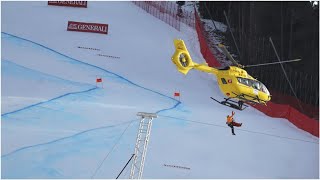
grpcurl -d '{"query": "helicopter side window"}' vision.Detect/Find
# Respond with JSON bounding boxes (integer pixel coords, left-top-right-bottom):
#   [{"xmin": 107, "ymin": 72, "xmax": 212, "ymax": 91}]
[
  {"xmin": 237, "ymin": 77, "xmax": 251, "ymax": 86},
  {"xmin": 237, "ymin": 77, "xmax": 270, "ymax": 94},
  {"xmin": 237, "ymin": 77, "xmax": 246, "ymax": 85},
  {"xmin": 252, "ymin": 81, "xmax": 261, "ymax": 90},
  {"xmin": 260, "ymin": 82, "xmax": 270, "ymax": 95},
  {"xmin": 246, "ymin": 79, "xmax": 253, "ymax": 87},
  {"xmin": 260, "ymin": 85, "xmax": 267, "ymax": 93},
  {"xmin": 221, "ymin": 78, "xmax": 227, "ymax": 84},
  {"xmin": 237, "ymin": 77, "xmax": 253, "ymax": 87},
  {"xmin": 252, "ymin": 80, "xmax": 270, "ymax": 94}
]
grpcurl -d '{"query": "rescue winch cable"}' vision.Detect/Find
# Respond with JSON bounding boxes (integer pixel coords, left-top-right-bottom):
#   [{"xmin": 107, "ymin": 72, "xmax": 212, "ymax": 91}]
[{"xmin": 159, "ymin": 115, "xmax": 318, "ymax": 144}]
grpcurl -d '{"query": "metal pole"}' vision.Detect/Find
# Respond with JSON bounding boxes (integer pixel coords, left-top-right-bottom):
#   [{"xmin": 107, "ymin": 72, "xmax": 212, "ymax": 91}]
[
  {"xmin": 203, "ymin": 2, "xmax": 218, "ymax": 31},
  {"xmin": 116, "ymin": 154, "xmax": 135, "ymax": 179},
  {"xmin": 269, "ymin": 37, "xmax": 305, "ymax": 114}
]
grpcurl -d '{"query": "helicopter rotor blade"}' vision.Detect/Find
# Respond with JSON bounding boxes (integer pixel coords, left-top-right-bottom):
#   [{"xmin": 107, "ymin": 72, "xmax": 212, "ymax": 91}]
[
  {"xmin": 218, "ymin": 44, "xmax": 242, "ymax": 67},
  {"xmin": 244, "ymin": 59, "xmax": 301, "ymax": 68}
]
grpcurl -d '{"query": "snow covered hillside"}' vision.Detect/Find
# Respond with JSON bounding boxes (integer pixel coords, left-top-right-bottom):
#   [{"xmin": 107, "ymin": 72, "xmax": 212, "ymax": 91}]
[{"xmin": 1, "ymin": 1, "xmax": 319, "ymax": 179}]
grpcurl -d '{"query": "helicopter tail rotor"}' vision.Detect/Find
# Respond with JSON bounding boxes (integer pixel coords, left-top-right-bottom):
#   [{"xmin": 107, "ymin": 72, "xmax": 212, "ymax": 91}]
[{"xmin": 171, "ymin": 39, "xmax": 196, "ymax": 75}]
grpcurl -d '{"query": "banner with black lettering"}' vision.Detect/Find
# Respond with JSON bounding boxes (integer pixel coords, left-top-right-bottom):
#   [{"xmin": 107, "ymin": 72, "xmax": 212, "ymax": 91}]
[
  {"xmin": 48, "ymin": 1, "xmax": 87, "ymax": 8},
  {"xmin": 67, "ymin": 21, "xmax": 108, "ymax": 34}
]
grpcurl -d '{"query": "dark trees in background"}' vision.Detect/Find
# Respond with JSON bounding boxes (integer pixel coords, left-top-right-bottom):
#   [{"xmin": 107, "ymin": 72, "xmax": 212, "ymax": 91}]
[
  {"xmin": 176, "ymin": 1, "xmax": 185, "ymax": 6},
  {"xmin": 198, "ymin": 1, "xmax": 319, "ymax": 107}
]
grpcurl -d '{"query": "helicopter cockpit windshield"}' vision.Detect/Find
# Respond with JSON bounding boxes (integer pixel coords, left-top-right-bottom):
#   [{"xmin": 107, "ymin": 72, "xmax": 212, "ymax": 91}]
[{"xmin": 237, "ymin": 77, "xmax": 270, "ymax": 95}]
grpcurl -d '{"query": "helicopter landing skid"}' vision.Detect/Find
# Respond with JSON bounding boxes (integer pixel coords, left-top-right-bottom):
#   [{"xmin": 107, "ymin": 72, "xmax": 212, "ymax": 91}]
[{"xmin": 210, "ymin": 97, "xmax": 248, "ymax": 111}]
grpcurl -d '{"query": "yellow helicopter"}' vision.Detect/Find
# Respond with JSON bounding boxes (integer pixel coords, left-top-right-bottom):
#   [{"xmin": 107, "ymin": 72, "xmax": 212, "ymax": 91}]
[{"xmin": 171, "ymin": 39, "xmax": 300, "ymax": 110}]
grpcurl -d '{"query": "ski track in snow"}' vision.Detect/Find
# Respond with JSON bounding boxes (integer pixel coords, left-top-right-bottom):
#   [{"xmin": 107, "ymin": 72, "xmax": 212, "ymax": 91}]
[
  {"xmin": 1, "ymin": 87, "xmax": 99, "ymax": 117},
  {"xmin": 1, "ymin": 32, "xmax": 183, "ymax": 157},
  {"xmin": 2, "ymin": 32, "xmax": 317, "ymax": 159},
  {"xmin": 2, "ymin": 32, "xmax": 180, "ymax": 102},
  {"xmin": 1, "ymin": 120, "xmax": 135, "ymax": 158},
  {"xmin": 2, "ymin": 59, "xmax": 94, "ymax": 88},
  {"xmin": 156, "ymin": 101, "xmax": 181, "ymax": 114}
]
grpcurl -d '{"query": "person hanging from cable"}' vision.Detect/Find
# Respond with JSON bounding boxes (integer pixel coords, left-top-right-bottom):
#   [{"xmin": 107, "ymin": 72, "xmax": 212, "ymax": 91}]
[{"xmin": 226, "ymin": 111, "xmax": 242, "ymax": 135}]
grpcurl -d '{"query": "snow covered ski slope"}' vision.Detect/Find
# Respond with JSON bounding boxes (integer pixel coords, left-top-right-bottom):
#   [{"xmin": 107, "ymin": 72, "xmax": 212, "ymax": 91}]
[{"xmin": 1, "ymin": 1, "xmax": 319, "ymax": 179}]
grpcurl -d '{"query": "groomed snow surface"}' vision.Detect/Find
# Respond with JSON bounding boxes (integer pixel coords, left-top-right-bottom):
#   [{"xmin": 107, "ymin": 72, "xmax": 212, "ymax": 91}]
[{"xmin": 1, "ymin": 1, "xmax": 319, "ymax": 179}]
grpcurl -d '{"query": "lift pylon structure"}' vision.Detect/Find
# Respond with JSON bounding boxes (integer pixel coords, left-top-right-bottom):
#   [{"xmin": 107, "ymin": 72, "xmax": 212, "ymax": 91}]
[{"xmin": 129, "ymin": 112, "xmax": 157, "ymax": 179}]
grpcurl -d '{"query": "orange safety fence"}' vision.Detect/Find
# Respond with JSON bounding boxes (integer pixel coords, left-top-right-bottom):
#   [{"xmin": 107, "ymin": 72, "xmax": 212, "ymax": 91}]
[{"xmin": 252, "ymin": 102, "xmax": 319, "ymax": 137}]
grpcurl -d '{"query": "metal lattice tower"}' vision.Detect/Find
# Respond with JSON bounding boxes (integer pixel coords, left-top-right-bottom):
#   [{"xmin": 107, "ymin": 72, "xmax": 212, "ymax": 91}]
[{"xmin": 129, "ymin": 112, "xmax": 157, "ymax": 179}]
